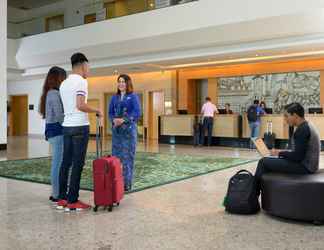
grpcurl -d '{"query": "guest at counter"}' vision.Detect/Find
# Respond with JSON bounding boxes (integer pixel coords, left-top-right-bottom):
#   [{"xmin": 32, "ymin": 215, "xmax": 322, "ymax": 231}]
[
  {"xmin": 247, "ymin": 99, "xmax": 265, "ymax": 147},
  {"xmin": 225, "ymin": 103, "xmax": 233, "ymax": 114},
  {"xmin": 201, "ymin": 97, "xmax": 219, "ymax": 146}
]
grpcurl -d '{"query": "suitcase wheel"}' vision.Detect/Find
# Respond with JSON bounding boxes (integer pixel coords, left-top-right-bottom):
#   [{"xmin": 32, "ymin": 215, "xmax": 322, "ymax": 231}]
[
  {"xmin": 108, "ymin": 205, "xmax": 113, "ymax": 212},
  {"xmin": 93, "ymin": 205, "xmax": 98, "ymax": 212}
]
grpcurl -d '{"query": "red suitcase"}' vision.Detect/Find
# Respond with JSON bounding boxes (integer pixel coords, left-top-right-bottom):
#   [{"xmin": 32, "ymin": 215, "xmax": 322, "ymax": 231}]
[{"xmin": 93, "ymin": 116, "xmax": 124, "ymax": 212}]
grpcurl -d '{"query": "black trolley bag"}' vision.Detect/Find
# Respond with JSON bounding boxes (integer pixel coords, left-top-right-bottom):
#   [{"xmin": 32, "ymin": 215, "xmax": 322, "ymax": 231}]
[
  {"xmin": 263, "ymin": 120, "xmax": 276, "ymax": 149},
  {"xmin": 224, "ymin": 170, "xmax": 260, "ymax": 214}
]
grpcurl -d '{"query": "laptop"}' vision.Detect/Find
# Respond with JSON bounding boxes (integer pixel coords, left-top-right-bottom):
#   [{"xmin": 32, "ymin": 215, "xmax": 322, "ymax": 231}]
[{"xmin": 252, "ymin": 138, "xmax": 277, "ymax": 158}]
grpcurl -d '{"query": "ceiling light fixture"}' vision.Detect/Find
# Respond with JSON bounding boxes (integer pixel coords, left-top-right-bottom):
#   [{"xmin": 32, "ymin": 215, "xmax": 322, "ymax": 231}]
[{"xmin": 163, "ymin": 50, "xmax": 324, "ymax": 69}]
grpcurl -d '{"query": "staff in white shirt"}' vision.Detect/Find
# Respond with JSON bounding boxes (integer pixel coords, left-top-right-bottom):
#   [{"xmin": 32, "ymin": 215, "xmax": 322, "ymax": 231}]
[{"xmin": 200, "ymin": 97, "xmax": 219, "ymax": 146}]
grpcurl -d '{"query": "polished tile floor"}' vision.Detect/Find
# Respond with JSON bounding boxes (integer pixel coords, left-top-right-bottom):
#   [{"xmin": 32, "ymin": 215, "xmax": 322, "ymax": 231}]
[{"xmin": 0, "ymin": 136, "xmax": 323, "ymax": 250}]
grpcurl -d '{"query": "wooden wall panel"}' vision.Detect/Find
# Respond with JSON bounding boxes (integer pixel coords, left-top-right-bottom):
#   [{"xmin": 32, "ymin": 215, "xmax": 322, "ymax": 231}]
[
  {"xmin": 178, "ymin": 58, "xmax": 324, "ymax": 111},
  {"xmin": 207, "ymin": 78, "xmax": 218, "ymax": 105}
]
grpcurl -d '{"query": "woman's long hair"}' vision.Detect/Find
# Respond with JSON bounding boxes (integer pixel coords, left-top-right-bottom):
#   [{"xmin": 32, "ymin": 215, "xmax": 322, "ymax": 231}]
[
  {"xmin": 116, "ymin": 74, "xmax": 133, "ymax": 95},
  {"xmin": 39, "ymin": 66, "xmax": 67, "ymax": 119}
]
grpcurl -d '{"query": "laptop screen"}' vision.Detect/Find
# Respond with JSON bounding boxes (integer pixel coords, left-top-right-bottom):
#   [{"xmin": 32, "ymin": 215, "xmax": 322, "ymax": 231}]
[{"xmin": 252, "ymin": 138, "xmax": 270, "ymax": 157}]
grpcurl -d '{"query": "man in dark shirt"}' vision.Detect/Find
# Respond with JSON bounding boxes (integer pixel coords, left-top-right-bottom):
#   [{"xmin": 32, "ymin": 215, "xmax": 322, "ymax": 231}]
[{"xmin": 254, "ymin": 102, "xmax": 320, "ymax": 195}]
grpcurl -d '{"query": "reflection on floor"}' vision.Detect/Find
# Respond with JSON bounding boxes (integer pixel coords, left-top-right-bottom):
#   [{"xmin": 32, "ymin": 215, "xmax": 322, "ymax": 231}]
[
  {"xmin": 0, "ymin": 136, "xmax": 260, "ymax": 161},
  {"xmin": 0, "ymin": 136, "xmax": 323, "ymax": 250}
]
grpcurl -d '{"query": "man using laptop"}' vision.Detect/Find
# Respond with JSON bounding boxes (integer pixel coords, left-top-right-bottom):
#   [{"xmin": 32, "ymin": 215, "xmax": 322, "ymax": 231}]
[{"xmin": 254, "ymin": 102, "xmax": 320, "ymax": 196}]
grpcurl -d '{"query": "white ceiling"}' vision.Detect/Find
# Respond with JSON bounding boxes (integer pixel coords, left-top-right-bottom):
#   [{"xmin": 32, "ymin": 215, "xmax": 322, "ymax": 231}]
[{"xmin": 8, "ymin": 0, "xmax": 63, "ymax": 9}]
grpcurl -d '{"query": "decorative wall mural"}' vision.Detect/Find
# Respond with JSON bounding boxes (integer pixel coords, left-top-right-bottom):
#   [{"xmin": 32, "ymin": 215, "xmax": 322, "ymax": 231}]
[{"xmin": 217, "ymin": 71, "xmax": 320, "ymax": 113}]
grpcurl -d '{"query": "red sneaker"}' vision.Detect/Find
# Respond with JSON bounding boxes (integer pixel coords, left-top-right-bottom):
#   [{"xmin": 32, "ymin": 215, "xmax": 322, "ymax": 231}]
[
  {"xmin": 65, "ymin": 200, "xmax": 91, "ymax": 211},
  {"xmin": 56, "ymin": 199, "xmax": 67, "ymax": 210}
]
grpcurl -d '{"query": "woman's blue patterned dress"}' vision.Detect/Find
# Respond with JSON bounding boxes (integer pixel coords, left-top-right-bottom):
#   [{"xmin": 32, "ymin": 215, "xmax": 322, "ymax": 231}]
[{"xmin": 108, "ymin": 93, "xmax": 141, "ymax": 189}]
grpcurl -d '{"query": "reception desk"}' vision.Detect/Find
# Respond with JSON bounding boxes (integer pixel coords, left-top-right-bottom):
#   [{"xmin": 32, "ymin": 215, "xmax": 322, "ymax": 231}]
[
  {"xmin": 161, "ymin": 114, "xmax": 324, "ymax": 141},
  {"xmin": 242, "ymin": 114, "xmax": 289, "ymax": 139},
  {"xmin": 212, "ymin": 114, "xmax": 240, "ymax": 138},
  {"xmin": 305, "ymin": 114, "xmax": 324, "ymax": 140},
  {"xmin": 160, "ymin": 115, "xmax": 196, "ymax": 136},
  {"xmin": 160, "ymin": 114, "xmax": 240, "ymax": 138},
  {"xmin": 241, "ymin": 114, "xmax": 324, "ymax": 140}
]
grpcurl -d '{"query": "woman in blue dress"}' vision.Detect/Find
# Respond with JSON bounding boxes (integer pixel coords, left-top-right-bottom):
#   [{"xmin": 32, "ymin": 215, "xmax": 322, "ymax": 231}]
[{"xmin": 109, "ymin": 74, "xmax": 141, "ymax": 191}]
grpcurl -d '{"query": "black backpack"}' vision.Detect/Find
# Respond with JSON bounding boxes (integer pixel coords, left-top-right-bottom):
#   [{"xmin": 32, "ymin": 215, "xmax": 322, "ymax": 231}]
[
  {"xmin": 247, "ymin": 105, "xmax": 258, "ymax": 122},
  {"xmin": 224, "ymin": 170, "xmax": 260, "ymax": 214}
]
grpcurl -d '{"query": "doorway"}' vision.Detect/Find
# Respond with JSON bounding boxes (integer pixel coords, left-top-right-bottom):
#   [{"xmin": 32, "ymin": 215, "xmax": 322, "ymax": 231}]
[
  {"xmin": 10, "ymin": 95, "xmax": 28, "ymax": 136},
  {"xmin": 148, "ymin": 91, "xmax": 165, "ymax": 140}
]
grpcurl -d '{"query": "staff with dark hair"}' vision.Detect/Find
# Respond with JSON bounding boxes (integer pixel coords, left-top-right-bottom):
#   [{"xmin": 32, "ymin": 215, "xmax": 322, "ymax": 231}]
[
  {"xmin": 225, "ymin": 103, "xmax": 233, "ymax": 114},
  {"xmin": 254, "ymin": 102, "xmax": 320, "ymax": 196},
  {"xmin": 109, "ymin": 74, "xmax": 141, "ymax": 191},
  {"xmin": 39, "ymin": 66, "xmax": 66, "ymax": 203}
]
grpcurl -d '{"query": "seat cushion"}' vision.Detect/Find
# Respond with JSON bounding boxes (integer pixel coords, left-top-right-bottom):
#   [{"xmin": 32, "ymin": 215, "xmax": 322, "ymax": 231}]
[{"xmin": 261, "ymin": 169, "xmax": 324, "ymax": 223}]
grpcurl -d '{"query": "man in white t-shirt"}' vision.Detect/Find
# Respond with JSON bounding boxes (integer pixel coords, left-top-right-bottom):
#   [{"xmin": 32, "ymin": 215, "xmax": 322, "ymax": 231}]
[
  {"xmin": 201, "ymin": 97, "xmax": 219, "ymax": 146},
  {"xmin": 57, "ymin": 53, "xmax": 102, "ymax": 211}
]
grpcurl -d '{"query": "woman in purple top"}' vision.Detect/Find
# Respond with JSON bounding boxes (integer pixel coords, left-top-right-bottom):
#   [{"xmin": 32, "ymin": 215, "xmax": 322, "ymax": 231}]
[{"xmin": 39, "ymin": 66, "xmax": 66, "ymax": 202}]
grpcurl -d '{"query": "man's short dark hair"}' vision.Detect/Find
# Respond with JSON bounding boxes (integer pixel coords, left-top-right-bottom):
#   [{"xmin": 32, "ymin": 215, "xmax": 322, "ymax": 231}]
[
  {"xmin": 285, "ymin": 102, "xmax": 305, "ymax": 118},
  {"xmin": 253, "ymin": 99, "xmax": 260, "ymax": 105},
  {"xmin": 205, "ymin": 97, "xmax": 211, "ymax": 101},
  {"xmin": 71, "ymin": 53, "xmax": 88, "ymax": 67}
]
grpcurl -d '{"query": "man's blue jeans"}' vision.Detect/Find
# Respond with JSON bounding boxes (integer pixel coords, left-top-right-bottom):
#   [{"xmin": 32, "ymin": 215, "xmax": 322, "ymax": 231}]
[
  {"xmin": 249, "ymin": 121, "xmax": 261, "ymax": 139},
  {"xmin": 249, "ymin": 121, "xmax": 261, "ymax": 148},
  {"xmin": 201, "ymin": 117, "xmax": 214, "ymax": 146},
  {"xmin": 48, "ymin": 135, "xmax": 64, "ymax": 199},
  {"xmin": 59, "ymin": 126, "xmax": 89, "ymax": 203}
]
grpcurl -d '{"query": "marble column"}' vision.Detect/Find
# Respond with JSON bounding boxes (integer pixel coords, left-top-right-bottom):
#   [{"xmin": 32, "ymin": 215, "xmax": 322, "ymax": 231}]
[{"xmin": 0, "ymin": 0, "xmax": 7, "ymax": 149}]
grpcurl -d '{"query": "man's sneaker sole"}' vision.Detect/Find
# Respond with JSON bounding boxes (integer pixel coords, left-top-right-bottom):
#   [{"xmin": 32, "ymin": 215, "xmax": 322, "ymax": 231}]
[{"xmin": 64, "ymin": 207, "xmax": 91, "ymax": 212}]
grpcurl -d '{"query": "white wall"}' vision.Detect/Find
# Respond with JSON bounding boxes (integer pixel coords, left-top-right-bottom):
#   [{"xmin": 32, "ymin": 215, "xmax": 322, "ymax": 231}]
[
  {"xmin": 64, "ymin": 0, "xmax": 104, "ymax": 28},
  {"xmin": 7, "ymin": 39, "xmax": 19, "ymax": 69},
  {"xmin": 1, "ymin": 0, "xmax": 7, "ymax": 145},
  {"xmin": 7, "ymin": 79, "xmax": 45, "ymax": 135},
  {"xmin": 89, "ymin": 71, "xmax": 174, "ymax": 129},
  {"xmin": 7, "ymin": 22, "xmax": 20, "ymax": 39},
  {"xmin": 7, "ymin": 70, "xmax": 174, "ymax": 135},
  {"xmin": 7, "ymin": 0, "xmax": 103, "ymax": 38},
  {"xmin": 7, "ymin": 2, "xmax": 65, "ymax": 38},
  {"xmin": 13, "ymin": 0, "xmax": 324, "ymax": 73}
]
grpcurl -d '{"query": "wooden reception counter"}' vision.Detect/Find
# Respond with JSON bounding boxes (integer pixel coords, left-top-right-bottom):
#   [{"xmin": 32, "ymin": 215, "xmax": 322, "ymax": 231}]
[
  {"xmin": 242, "ymin": 114, "xmax": 324, "ymax": 140},
  {"xmin": 160, "ymin": 114, "xmax": 240, "ymax": 138},
  {"xmin": 161, "ymin": 114, "xmax": 324, "ymax": 140},
  {"xmin": 242, "ymin": 114, "xmax": 289, "ymax": 139},
  {"xmin": 160, "ymin": 115, "xmax": 196, "ymax": 136}
]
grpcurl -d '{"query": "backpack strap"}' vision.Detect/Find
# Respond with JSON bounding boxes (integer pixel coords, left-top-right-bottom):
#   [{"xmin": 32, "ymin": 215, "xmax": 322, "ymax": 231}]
[{"xmin": 235, "ymin": 169, "xmax": 253, "ymax": 176}]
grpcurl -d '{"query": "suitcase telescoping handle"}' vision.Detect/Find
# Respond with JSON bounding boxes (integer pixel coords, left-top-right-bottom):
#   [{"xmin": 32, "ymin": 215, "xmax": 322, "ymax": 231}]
[
  {"xmin": 96, "ymin": 114, "xmax": 103, "ymax": 159},
  {"xmin": 267, "ymin": 120, "xmax": 273, "ymax": 134}
]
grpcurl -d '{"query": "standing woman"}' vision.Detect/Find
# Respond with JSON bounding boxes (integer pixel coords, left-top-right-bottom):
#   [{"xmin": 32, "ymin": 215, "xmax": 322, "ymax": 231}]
[
  {"xmin": 39, "ymin": 66, "xmax": 66, "ymax": 202},
  {"xmin": 109, "ymin": 74, "xmax": 141, "ymax": 191}
]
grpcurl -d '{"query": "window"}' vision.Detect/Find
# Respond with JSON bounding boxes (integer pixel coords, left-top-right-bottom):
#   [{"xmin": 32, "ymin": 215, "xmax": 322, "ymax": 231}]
[{"xmin": 45, "ymin": 15, "xmax": 64, "ymax": 32}]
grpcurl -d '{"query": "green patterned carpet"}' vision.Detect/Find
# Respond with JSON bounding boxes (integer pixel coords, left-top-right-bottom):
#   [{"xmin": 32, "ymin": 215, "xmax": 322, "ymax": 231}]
[{"xmin": 0, "ymin": 152, "xmax": 254, "ymax": 193}]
